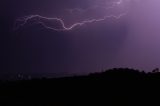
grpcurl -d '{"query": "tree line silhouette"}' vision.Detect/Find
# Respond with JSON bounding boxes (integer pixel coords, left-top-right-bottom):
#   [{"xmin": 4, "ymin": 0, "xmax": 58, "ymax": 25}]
[{"xmin": 0, "ymin": 68, "xmax": 160, "ymax": 106}]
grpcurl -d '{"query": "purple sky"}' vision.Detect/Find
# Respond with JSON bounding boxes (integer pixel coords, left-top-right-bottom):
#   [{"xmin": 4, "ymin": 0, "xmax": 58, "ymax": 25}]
[
  {"xmin": 0, "ymin": 0, "xmax": 160, "ymax": 79},
  {"xmin": 116, "ymin": 0, "xmax": 160, "ymax": 71}
]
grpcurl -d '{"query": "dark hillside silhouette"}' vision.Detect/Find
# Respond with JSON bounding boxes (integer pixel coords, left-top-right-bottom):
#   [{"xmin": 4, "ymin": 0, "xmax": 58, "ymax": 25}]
[{"xmin": 0, "ymin": 68, "xmax": 160, "ymax": 106}]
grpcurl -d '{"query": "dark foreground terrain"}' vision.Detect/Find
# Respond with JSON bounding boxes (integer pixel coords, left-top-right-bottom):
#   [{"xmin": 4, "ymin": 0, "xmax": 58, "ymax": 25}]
[{"xmin": 1, "ymin": 68, "xmax": 160, "ymax": 106}]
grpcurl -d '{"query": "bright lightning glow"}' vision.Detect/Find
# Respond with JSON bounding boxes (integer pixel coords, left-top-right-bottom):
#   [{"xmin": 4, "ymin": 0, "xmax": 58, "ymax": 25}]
[{"xmin": 14, "ymin": 0, "xmax": 129, "ymax": 31}]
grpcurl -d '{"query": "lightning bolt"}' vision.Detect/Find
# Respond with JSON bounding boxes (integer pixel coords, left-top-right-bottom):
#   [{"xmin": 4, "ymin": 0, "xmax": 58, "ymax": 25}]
[{"xmin": 14, "ymin": 0, "xmax": 128, "ymax": 31}]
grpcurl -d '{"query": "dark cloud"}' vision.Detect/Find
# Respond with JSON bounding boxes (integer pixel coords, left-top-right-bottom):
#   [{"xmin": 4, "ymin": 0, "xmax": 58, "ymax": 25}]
[{"xmin": 0, "ymin": 0, "xmax": 144, "ymax": 79}]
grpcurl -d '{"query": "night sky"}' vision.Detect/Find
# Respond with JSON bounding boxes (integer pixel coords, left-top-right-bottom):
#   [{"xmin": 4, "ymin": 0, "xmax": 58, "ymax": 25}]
[{"xmin": 1, "ymin": 0, "xmax": 160, "ymax": 79}]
